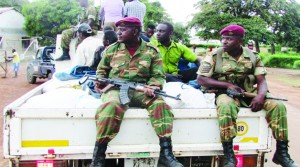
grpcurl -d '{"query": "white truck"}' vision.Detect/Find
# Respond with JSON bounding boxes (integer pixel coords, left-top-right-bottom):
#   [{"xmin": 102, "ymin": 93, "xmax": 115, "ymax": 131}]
[{"xmin": 2, "ymin": 77, "xmax": 273, "ymax": 167}]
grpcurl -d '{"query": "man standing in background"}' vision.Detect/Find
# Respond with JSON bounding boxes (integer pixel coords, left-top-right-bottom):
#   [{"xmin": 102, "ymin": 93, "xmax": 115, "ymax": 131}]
[
  {"xmin": 124, "ymin": 0, "xmax": 146, "ymax": 26},
  {"xmin": 99, "ymin": 0, "xmax": 124, "ymax": 31},
  {"xmin": 9, "ymin": 49, "xmax": 20, "ymax": 78}
]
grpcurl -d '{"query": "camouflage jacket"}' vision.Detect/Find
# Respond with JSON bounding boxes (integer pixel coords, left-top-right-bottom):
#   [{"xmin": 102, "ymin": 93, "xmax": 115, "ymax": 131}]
[
  {"xmin": 96, "ymin": 40, "xmax": 166, "ymax": 87},
  {"xmin": 197, "ymin": 47, "xmax": 267, "ymax": 89}
]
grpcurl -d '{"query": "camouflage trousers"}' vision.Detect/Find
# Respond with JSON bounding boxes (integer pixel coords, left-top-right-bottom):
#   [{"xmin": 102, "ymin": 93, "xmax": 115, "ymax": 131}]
[
  {"xmin": 60, "ymin": 27, "xmax": 97, "ymax": 49},
  {"xmin": 60, "ymin": 28, "xmax": 77, "ymax": 49},
  {"xmin": 216, "ymin": 93, "xmax": 288, "ymax": 142},
  {"xmin": 95, "ymin": 89, "xmax": 174, "ymax": 144}
]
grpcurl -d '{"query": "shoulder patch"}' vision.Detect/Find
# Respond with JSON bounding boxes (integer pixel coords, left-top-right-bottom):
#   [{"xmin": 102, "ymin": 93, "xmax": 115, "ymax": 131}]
[{"xmin": 199, "ymin": 61, "xmax": 212, "ymax": 73}]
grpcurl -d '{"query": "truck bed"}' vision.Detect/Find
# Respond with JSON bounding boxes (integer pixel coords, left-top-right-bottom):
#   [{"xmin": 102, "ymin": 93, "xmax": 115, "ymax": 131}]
[{"xmin": 2, "ymin": 81, "xmax": 272, "ymax": 163}]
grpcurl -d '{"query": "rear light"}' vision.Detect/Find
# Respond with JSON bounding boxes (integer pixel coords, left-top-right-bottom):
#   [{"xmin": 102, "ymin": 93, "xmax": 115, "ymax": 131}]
[
  {"xmin": 236, "ymin": 154, "xmax": 258, "ymax": 167},
  {"xmin": 18, "ymin": 160, "xmax": 66, "ymax": 167}
]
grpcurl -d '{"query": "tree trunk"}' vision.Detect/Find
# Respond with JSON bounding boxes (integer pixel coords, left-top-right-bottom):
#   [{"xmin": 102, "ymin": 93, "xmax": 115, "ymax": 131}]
[
  {"xmin": 296, "ymin": 46, "xmax": 300, "ymax": 53},
  {"xmin": 270, "ymin": 43, "xmax": 275, "ymax": 54},
  {"xmin": 255, "ymin": 40, "xmax": 260, "ymax": 53}
]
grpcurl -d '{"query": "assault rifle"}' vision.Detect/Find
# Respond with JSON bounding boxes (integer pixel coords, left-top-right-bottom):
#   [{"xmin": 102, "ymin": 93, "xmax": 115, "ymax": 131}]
[
  {"xmin": 79, "ymin": 75, "xmax": 181, "ymax": 105},
  {"xmin": 204, "ymin": 89, "xmax": 288, "ymax": 101}
]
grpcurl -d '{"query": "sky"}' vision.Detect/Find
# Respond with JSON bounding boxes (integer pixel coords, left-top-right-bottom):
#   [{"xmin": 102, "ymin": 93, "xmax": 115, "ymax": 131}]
[
  {"xmin": 149, "ymin": 0, "xmax": 199, "ymax": 24},
  {"xmin": 149, "ymin": 0, "xmax": 300, "ymax": 25}
]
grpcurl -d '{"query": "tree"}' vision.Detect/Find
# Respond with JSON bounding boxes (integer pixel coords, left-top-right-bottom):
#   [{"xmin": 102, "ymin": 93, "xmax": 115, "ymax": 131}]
[
  {"xmin": 22, "ymin": 0, "xmax": 81, "ymax": 45},
  {"xmin": 173, "ymin": 23, "xmax": 190, "ymax": 45},
  {"xmin": 142, "ymin": 0, "xmax": 171, "ymax": 28},
  {"xmin": 189, "ymin": 0, "xmax": 300, "ymax": 53},
  {"xmin": 0, "ymin": 0, "xmax": 29, "ymax": 12}
]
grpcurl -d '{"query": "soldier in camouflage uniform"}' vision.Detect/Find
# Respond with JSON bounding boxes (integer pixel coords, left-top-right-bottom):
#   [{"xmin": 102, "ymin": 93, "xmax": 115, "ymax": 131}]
[
  {"xmin": 56, "ymin": 0, "xmax": 99, "ymax": 61},
  {"xmin": 197, "ymin": 25, "xmax": 298, "ymax": 167},
  {"xmin": 90, "ymin": 17, "xmax": 183, "ymax": 167}
]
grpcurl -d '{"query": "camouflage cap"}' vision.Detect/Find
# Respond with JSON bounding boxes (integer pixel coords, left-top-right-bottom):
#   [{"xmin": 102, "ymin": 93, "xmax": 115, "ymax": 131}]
[
  {"xmin": 220, "ymin": 24, "xmax": 245, "ymax": 36},
  {"xmin": 77, "ymin": 23, "xmax": 92, "ymax": 34},
  {"xmin": 115, "ymin": 17, "xmax": 142, "ymax": 27}
]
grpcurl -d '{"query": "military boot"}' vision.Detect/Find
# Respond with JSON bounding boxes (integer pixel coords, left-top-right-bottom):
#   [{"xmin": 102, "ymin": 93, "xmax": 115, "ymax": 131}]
[
  {"xmin": 222, "ymin": 141, "xmax": 236, "ymax": 167},
  {"xmin": 55, "ymin": 48, "xmax": 70, "ymax": 61},
  {"xmin": 157, "ymin": 137, "xmax": 183, "ymax": 167},
  {"xmin": 273, "ymin": 140, "xmax": 299, "ymax": 167},
  {"xmin": 90, "ymin": 142, "xmax": 107, "ymax": 167}
]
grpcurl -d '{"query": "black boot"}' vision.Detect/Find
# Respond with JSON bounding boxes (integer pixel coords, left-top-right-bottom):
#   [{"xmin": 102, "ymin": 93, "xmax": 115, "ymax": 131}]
[
  {"xmin": 90, "ymin": 142, "xmax": 107, "ymax": 167},
  {"xmin": 55, "ymin": 48, "xmax": 70, "ymax": 61},
  {"xmin": 273, "ymin": 140, "xmax": 299, "ymax": 167},
  {"xmin": 157, "ymin": 137, "xmax": 183, "ymax": 167},
  {"xmin": 222, "ymin": 141, "xmax": 236, "ymax": 167}
]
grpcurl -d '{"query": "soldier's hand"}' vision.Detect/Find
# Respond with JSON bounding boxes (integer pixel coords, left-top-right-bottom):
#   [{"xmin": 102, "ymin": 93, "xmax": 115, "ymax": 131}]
[
  {"xmin": 227, "ymin": 85, "xmax": 245, "ymax": 96},
  {"xmin": 94, "ymin": 82, "xmax": 107, "ymax": 93},
  {"xmin": 249, "ymin": 94, "xmax": 265, "ymax": 112},
  {"xmin": 143, "ymin": 85, "xmax": 160, "ymax": 97}
]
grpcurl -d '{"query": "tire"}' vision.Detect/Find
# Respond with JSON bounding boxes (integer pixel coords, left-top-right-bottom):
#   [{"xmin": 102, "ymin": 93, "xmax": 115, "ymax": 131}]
[
  {"xmin": 48, "ymin": 72, "xmax": 53, "ymax": 80},
  {"xmin": 27, "ymin": 67, "xmax": 37, "ymax": 84}
]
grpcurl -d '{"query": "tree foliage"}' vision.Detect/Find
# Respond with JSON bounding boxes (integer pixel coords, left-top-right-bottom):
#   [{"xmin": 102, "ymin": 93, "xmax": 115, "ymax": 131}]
[
  {"xmin": 141, "ymin": 0, "xmax": 171, "ymax": 28},
  {"xmin": 0, "ymin": 0, "xmax": 29, "ymax": 12},
  {"xmin": 173, "ymin": 23, "xmax": 190, "ymax": 45},
  {"xmin": 189, "ymin": 0, "xmax": 300, "ymax": 53},
  {"xmin": 22, "ymin": 0, "xmax": 81, "ymax": 45}
]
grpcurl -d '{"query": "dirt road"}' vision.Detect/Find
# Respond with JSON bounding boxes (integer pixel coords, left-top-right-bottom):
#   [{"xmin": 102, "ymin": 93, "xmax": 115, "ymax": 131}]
[{"xmin": 1, "ymin": 62, "xmax": 299, "ymax": 166}]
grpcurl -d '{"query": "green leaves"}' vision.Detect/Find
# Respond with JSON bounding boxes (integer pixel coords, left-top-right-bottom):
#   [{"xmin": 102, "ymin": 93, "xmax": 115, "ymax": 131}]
[
  {"xmin": 189, "ymin": 0, "xmax": 300, "ymax": 52},
  {"xmin": 22, "ymin": 0, "xmax": 81, "ymax": 45}
]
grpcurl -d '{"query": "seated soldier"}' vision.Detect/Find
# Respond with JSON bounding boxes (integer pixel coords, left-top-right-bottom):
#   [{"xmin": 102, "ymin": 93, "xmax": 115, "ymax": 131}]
[{"xmin": 197, "ymin": 24, "xmax": 298, "ymax": 167}]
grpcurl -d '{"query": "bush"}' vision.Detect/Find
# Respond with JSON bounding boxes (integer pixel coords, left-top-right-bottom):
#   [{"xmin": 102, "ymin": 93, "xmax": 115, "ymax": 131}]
[
  {"xmin": 259, "ymin": 52, "xmax": 300, "ymax": 69},
  {"xmin": 265, "ymin": 55, "xmax": 300, "ymax": 68},
  {"xmin": 293, "ymin": 60, "xmax": 300, "ymax": 69},
  {"xmin": 186, "ymin": 43, "xmax": 221, "ymax": 48}
]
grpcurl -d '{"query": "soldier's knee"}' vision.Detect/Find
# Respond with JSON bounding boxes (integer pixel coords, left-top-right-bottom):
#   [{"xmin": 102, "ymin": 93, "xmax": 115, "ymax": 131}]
[
  {"xmin": 264, "ymin": 100, "xmax": 286, "ymax": 111},
  {"xmin": 217, "ymin": 94, "xmax": 236, "ymax": 106}
]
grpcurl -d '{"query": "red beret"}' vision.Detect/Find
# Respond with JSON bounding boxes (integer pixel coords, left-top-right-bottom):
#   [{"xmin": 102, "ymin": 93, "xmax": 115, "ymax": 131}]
[
  {"xmin": 220, "ymin": 24, "xmax": 245, "ymax": 36},
  {"xmin": 115, "ymin": 17, "xmax": 142, "ymax": 27}
]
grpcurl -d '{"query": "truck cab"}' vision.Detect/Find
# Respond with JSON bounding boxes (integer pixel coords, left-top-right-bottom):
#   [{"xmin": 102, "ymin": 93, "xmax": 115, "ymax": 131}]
[{"xmin": 26, "ymin": 46, "xmax": 56, "ymax": 84}]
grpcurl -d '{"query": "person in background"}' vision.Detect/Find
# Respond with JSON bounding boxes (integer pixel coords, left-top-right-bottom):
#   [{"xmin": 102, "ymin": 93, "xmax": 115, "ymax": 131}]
[
  {"xmin": 90, "ymin": 17, "xmax": 183, "ymax": 167},
  {"xmin": 197, "ymin": 24, "xmax": 298, "ymax": 167},
  {"xmin": 99, "ymin": 0, "xmax": 124, "ymax": 31},
  {"xmin": 9, "ymin": 49, "xmax": 20, "ymax": 78},
  {"xmin": 143, "ymin": 24, "xmax": 156, "ymax": 39},
  {"xmin": 90, "ymin": 27, "xmax": 118, "ymax": 70},
  {"xmin": 140, "ymin": 24, "xmax": 156, "ymax": 42},
  {"xmin": 151, "ymin": 22, "xmax": 202, "ymax": 83},
  {"xmin": 124, "ymin": 0, "xmax": 146, "ymax": 26},
  {"xmin": 56, "ymin": 0, "xmax": 99, "ymax": 61},
  {"xmin": 72, "ymin": 23, "xmax": 99, "ymax": 66}
]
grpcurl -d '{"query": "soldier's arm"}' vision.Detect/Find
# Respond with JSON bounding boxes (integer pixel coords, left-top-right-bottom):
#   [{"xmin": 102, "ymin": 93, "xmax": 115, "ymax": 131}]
[{"xmin": 148, "ymin": 48, "xmax": 165, "ymax": 88}]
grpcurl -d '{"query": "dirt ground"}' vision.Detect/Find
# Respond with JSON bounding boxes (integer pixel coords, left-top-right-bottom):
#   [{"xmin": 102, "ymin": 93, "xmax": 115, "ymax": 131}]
[{"xmin": 0, "ymin": 62, "xmax": 300, "ymax": 166}]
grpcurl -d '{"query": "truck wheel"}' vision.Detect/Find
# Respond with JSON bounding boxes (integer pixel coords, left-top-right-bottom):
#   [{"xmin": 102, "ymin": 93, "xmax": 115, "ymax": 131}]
[
  {"xmin": 27, "ymin": 68, "xmax": 37, "ymax": 84},
  {"xmin": 48, "ymin": 72, "xmax": 53, "ymax": 80}
]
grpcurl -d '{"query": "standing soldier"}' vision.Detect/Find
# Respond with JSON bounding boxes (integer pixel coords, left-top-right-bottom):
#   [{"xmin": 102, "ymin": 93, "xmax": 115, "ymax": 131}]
[
  {"xmin": 90, "ymin": 17, "xmax": 183, "ymax": 167},
  {"xmin": 197, "ymin": 24, "xmax": 298, "ymax": 167},
  {"xmin": 56, "ymin": 0, "xmax": 99, "ymax": 61}
]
